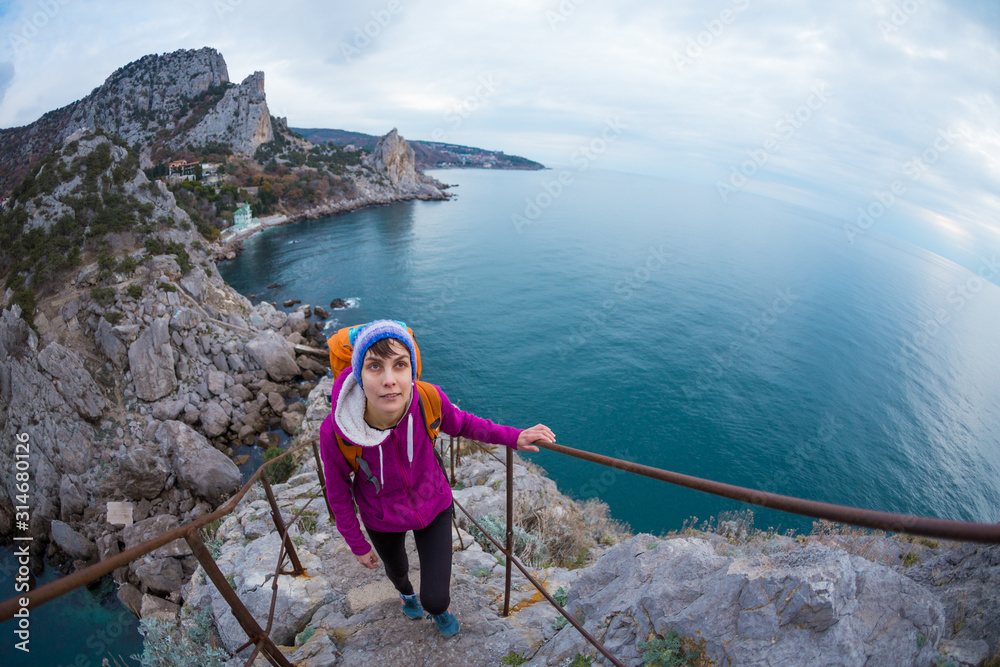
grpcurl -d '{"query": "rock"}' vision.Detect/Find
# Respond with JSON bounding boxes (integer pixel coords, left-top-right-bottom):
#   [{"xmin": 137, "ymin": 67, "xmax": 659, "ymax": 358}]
[
  {"xmin": 313, "ymin": 306, "xmax": 330, "ymax": 319},
  {"xmin": 200, "ymin": 400, "xmax": 230, "ymax": 438},
  {"xmin": 135, "ymin": 557, "xmax": 185, "ymax": 595},
  {"xmin": 95, "ymin": 317, "xmax": 128, "ymax": 367},
  {"xmin": 50, "ymin": 520, "xmax": 97, "ymax": 560},
  {"xmin": 227, "ymin": 353, "xmax": 246, "ymax": 373},
  {"xmin": 280, "ymin": 411, "xmax": 304, "ymax": 435},
  {"xmin": 36, "ymin": 343, "xmax": 106, "ymax": 421},
  {"xmin": 168, "ymin": 307, "xmax": 201, "ymax": 331},
  {"xmin": 296, "ymin": 355, "xmax": 326, "ymax": 374},
  {"xmin": 329, "ymin": 298, "xmax": 347, "ymax": 309},
  {"xmin": 367, "ymin": 128, "xmax": 443, "ymax": 197},
  {"xmin": 207, "ymin": 370, "xmax": 226, "ymax": 395},
  {"xmin": 123, "ymin": 514, "xmax": 191, "ymax": 558},
  {"xmin": 151, "ymin": 398, "xmax": 186, "ymax": 421},
  {"xmin": 117, "ymin": 583, "xmax": 144, "ymax": 616},
  {"xmin": 906, "ymin": 544, "xmax": 1000, "ymax": 656},
  {"xmin": 227, "ymin": 383, "xmax": 253, "ymax": 404},
  {"xmin": 532, "ymin": 536, "xmax": 945, "ymax": 667},
  {"xmin": 245, "ymin": 331, "xmax": 299, "ymax": 382},
  {"xmin": 58, "ymin": 474, "xmax": 88, "ymax": 520},
  {"xmin": 212, "ymin": 351, "xmax": 229, "ymax": 372},
  {"xmin": 286, "ymin": 312, "xmax": 309, "ymax": 334},
  {"xmin": 128, "ymin": 317, "xmax": 177, "ymax": 401},
  {"xmin": 283, "ymin": 299, "xmax": 300, "ymax": 307},
  {"xmin": 117, "ymin": 447, "xmax": 171, "ymax": 500},
  {"xmin": 155, "ymin": 420, "xmax": 240, "ymax": 503},
  {"xmin": 267, "ymin": 391, "xmax": 286, "ymax": 414},
  {"xmin": 140, "ymin": 593, "xmax": 182, "ymax": 621}
]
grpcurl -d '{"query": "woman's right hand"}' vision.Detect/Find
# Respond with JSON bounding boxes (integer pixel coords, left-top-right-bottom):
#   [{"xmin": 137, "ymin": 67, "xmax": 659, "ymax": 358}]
[{"xmin": 355, "ymin": 549, "xmax": 379, "ymax": 569}]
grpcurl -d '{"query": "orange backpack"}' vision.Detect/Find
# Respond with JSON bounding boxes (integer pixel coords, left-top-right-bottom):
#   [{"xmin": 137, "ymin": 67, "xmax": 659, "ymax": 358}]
[{"xmin": 327, "ymin": 324, "xmax": 442, "ymax": 475}]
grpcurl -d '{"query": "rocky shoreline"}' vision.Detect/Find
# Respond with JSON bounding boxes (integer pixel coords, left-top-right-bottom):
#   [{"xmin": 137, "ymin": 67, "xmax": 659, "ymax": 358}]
[{"xmin": 164, "ymin": 376, "xmax": 999, "ymax": 667}]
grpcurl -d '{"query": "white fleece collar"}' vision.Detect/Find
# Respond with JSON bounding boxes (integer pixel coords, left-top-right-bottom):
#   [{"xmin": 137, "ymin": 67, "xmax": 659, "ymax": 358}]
[{"xmin": 334, "ymin": 371, "xmax": 412, "ymax": 447}]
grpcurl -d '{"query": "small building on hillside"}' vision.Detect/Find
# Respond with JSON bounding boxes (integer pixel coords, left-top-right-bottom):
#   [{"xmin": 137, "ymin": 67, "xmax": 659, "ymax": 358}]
[{"xmin": 233, "ymin": 203, "xmax": 253, "ymax": 230}]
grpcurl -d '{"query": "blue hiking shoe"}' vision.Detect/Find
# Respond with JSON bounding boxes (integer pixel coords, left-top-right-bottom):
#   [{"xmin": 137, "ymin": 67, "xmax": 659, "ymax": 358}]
[
  {"xmin": 428, "ymin": 609, "xmax": 460, "ymax": 638},
  {"xmin": 400, "ymin": 593, "xmax": 423, "ymax": 620}
]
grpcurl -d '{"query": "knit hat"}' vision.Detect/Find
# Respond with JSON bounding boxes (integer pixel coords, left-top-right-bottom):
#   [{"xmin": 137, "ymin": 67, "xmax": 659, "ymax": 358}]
[{"xmin": 349, "ymin": 320, "xmax": 418, "ymax": 389}]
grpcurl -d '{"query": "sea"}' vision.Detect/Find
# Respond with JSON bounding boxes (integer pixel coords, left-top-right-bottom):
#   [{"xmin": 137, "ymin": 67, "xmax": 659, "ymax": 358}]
[{"xmin": 3, "ymin": 166, "xmax": 998, "ymax": 665}]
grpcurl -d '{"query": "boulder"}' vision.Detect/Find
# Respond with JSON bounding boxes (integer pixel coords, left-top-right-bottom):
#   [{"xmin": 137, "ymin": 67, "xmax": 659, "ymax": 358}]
[
  {"xmin": 267, "ymin": 391, "xmax": 286, "ymax": 414},
  {"xmin": 50, "ymin": 520, "xmax": 97, "ymax": 560},
  {"xmin": 123, "ymin": 514, "xmax": 191, "ymax": 558},
  {"xmin": 207, "ymin": 370, "xmax": 226, "ymax": 396},
  {"xmin": 135, "ymin": 557, "xmax": 185, "ymax": 595},
  {"xmin": 168, "ymin": 306, "xmax": 201, "ymax": 331},
  {"xmin": 245, "ymin": 331, "xmax": 299, "ymax": 382},
  {"xmin": 532, "ymin": 535, "xmax": 946, "ymax": 667},
  {"xmin": 117, "ymin": 583, "xmax": 144, "ymax": 616},
  {"xmin": 117, "ymin": 447, "xmax": 171, "ymax": 500},
  {"xmin": 200, "ymin": 400, "xmax": 230, "ymax": 438},
  {"xmin": 313, "ymin": 306, "xmax": 330, "ymax": 319},
  {"xmin": 286, "ymin": 312, "xmax": 309, "ymax": 334},
  {"xmin": 140, "ymin": 593, "xmax": 182, "ymax": 621},
  {"xmin": 58, "ymin": 474, "xmax": 88, "ymax": 520},
  {"xmin": 151, "ymin": 398, "xmax": 187, "ymax": 421},
  {"xmin": 281, "ymin": 411, "xmax": 304, "ymax": 435},
  {"xmin": 155, "ymin": 420, "xmax": 240, "ymax": 503},
  {"xmin": 296, "ymin": 355, "xmax": 326, "ymax": 374},
  {"xmin": 227, "ymin": 383, "xmax": 253, "ymax": 404},
  {"xmin": 95, "ymin": 317, "xmax": 128, "ymax": 367},
  {"xmin": 128, "ymin": 317, "xmax": 177, "ymax": 401},
  {"xmin": 36, "ymin": 342, "xmax": 105, "ymax": 421}
]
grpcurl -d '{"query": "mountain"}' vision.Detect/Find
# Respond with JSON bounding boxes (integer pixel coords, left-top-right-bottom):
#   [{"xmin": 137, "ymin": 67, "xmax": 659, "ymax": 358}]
[
  {"xmin": 294, "ymin": 127, "xmax": 545, "ymax": 171},
  {"xmin": 0, "ymin": 47, "xmax": 276, "ymax": 197}
]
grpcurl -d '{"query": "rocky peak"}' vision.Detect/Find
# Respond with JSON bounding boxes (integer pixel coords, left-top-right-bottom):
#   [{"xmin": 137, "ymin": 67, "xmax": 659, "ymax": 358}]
[
  {"xmin": 366, "ymin": 128, "xmax": 445, "ymax": 198},
  {"xmin": 184, "ymin": 71, "xmax": 273, "ymax": 156}
]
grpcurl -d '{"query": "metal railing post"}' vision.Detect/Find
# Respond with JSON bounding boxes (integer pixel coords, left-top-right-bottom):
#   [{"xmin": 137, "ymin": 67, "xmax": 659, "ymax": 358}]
[
  {"xmin": 450, "ymin": 433, "xmax": 456, "ymax": 486},
  {"xmin": 184, "ymin": 528, "xmax": 293, "ymax": 667},
  {"xmin": 311, "ymin": 440, "xmax": 336, "ymax": 521},
  {"xmin": 260, "ymin": 470, "xmax": 304, "ymax": 576},
  {"xmin": 503, "ymin": 446, "xmax": 514, "ymax": 617}
]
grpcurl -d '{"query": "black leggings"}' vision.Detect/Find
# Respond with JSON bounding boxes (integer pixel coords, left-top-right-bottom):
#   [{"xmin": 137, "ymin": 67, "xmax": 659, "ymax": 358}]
[{"xmin": 366, "ymin": 505, "xmax": 453, "ymax": 616}]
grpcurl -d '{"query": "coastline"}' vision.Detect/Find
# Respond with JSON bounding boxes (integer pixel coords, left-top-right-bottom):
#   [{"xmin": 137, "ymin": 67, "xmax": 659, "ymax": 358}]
[{"xmin": 212, "ymin": 188, "xmax": 451, "ymax": 260}]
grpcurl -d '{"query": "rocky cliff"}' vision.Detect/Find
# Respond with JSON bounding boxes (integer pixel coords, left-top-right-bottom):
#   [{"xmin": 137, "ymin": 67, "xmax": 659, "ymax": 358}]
[
  {"xmin": 365, "ymin": 128, "xmax": 448, "ymax": 197},
  {"xmin": 0, "ymin": 47, "xmax": 272, "ymax": 194},
  {"xmin": 163, "ymin": 378, "xmax": 999, "ymax": 667}
]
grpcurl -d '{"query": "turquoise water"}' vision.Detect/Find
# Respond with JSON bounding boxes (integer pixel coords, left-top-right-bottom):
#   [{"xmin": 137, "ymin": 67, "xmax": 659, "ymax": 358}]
[
  {"xmin": 5, "ymin": 166, "xmax": 997, "ymax": 665},
  {"xmin": 219, "ymin": 168, "xmax": 1000, "ymax": 535},
  {"xmin": 0, "ymin": 552, "xmax": 143, "ymax": 666}
]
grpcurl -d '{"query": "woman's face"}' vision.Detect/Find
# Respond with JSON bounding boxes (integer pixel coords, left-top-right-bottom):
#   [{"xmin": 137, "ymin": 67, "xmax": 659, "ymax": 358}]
[{"xmin": 360, "ymin": 338, "xmax": 413, "ymax": 424}]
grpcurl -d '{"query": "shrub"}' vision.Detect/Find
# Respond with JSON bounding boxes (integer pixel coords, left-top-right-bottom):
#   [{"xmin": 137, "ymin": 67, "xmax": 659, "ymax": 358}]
[
  {"xmin": 104, "ymin": 311, "xmax": 124, "ymax": 326},
  {"xmin": 126, "ymin": 284, "xmax": 143, "ymax": 299},
  {"xmin": 159, "ymin": 281, "xmax": 177, "ymax": 292},
  {"xmin": 638, "ymin": 630, "xmax": 700, "ymax": 667},
  {"xmin": 116, "ymin": 255, "xmax": 139, "ymax": 274},
  {"xmin": 469, "ymin": 513, "xmax": 548, "ymax": 566},
  {"xmin": 130, "ymin": 607, "xmax": 229, "ymax": 667},
  {"xmin": 263, "ymin": 446, "xmax": 295, "ymax": 484},
  {"xmin": 90, "ymin": 286, "xmax": 116, "ymax": 308}
]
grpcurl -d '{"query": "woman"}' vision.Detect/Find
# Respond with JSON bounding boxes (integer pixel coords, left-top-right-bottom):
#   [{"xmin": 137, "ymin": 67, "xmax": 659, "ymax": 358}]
[{"xmin": 319, "ymin": 320, "xmax": 555, "ymax": 638}]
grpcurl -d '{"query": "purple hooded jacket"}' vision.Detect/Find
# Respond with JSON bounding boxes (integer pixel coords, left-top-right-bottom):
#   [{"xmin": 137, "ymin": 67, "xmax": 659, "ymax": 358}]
[{"xmin": 319, "ymin": 367, "xmax": 522, "ymax": 556}]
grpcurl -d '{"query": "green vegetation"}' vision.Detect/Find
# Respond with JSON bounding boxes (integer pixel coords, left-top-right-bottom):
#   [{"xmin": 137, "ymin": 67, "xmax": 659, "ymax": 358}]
[
  {"xmin": 263, "ymin": 446, "xmax": 295, "ymax": 484},
  {"xmin": 901, "ymin": 551, "xmax": 919, "ymax": 568},
  {"xmin": 144, "ymin": 237, "xmax": 193, "ymax": 273},
  {"xmin": 131, "ymin": 607, "xmax": 229, "ymax": 667},
  {"xmin": 570, "ymin": 655, "xmax": 594, "ymax": 667},
  {"xmin": 553, "ymin": 587, "xmax": 568, "ymax": 607},
  {"xmin": 500, "ymin": 652, "xmax": 528, "ymax": 666},
  {"xmin": 104, "ymin": 311, "xmax": 124, "ymax": 326},
  {"xmin": 468, "ymin": 513, "xmax": 548, "ymax": 566},
  {"xmin": 90, "ymin": 286, "xmax": 116, "ymax": 308},
  {"xmin": 126, "ymin": 283, "xmax": 143, "ymax": 299},
  {"xmin": 296, "ymin": 625, "xmax": 316, "ymax": 646},
  {"xmin": 297, "ymin": 509, "xmax": 319, "ymax": 534},
  {"xmin": 638, "ymin": 630, "xmax": 701, "ymax": 667}
]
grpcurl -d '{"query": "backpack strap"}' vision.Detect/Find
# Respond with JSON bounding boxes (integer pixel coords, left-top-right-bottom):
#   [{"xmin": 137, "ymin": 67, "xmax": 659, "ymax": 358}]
[
  {"xmin": 415, "ymin": 381, "xmax": 442, "ymax": 441},
  {"xmin": 336, "ymin": 432, "xmax": 382, "ymax": 494}
]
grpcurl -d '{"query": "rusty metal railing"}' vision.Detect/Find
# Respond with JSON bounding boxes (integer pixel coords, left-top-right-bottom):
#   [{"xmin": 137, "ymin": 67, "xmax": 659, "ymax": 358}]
[
  {"xmin": 443, "ymin": 435, "xmax": 1000, "ymax": 666},
  {"xmin": 0, "ymin": 438, "xmax": 330, "ymax": 667}
]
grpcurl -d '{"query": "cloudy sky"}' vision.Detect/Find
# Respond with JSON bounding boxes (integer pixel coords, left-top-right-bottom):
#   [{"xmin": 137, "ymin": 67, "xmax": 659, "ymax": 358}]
[{"xmin": 1, "ymin": 0, "xmax": 998, "ymax": 265}]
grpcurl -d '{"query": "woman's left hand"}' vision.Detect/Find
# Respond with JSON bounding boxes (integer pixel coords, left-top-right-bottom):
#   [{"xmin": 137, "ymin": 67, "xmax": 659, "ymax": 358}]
[{"xmin": 516, "ymin": 424, "xmax": 556, "ymax": 452}]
